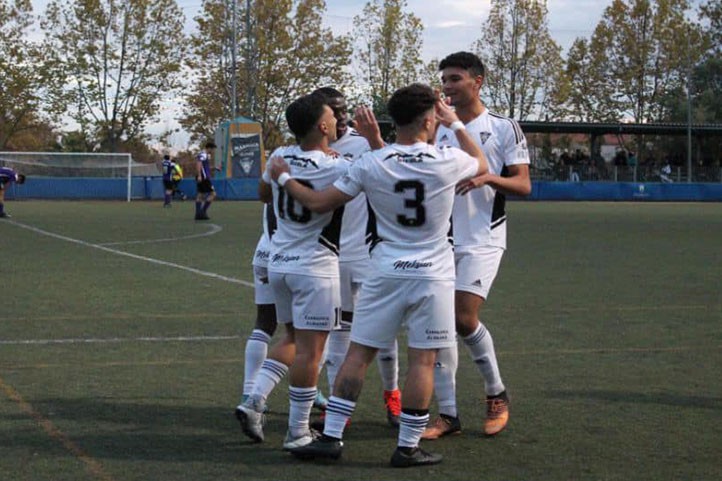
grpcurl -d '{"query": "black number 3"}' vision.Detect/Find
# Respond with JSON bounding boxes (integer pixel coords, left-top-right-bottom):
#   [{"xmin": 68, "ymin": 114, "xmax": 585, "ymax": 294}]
[{"xmin": 395, "ymin": 180, "xmax": 425, "ymax": 227}]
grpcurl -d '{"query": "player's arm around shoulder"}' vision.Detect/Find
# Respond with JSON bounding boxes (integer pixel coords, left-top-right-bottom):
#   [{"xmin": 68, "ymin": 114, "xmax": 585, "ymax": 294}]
[{"xmin": 268, "ymin": 156, "xmax": 352, "ymax": 213}]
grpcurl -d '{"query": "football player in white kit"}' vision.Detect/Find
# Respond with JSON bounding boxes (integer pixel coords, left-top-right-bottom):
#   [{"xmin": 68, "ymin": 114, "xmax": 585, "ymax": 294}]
[
  {"xmin": 422, "ymin": 51, "xmax": 532, "ymax": 440},
  {"xmin": 238, "ymin": 204, "xmax": 277, "ymax": 405},
  {"xmin": 269, "ymin": 84, "xmax": 488, "ymax": 467},
  {"xmin": 313, "ymin": 87, "xmax": 403, "ymax": 428},
  {"xmin": 236, "ymin": 93, "xmax": 346, "ymax": 450}
]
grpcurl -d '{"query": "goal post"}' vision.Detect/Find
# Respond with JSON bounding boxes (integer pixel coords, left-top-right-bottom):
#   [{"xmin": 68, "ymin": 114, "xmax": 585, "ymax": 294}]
[{"xmin": 0, "ymin": 152, "xmax": 160, "ymax": 201}]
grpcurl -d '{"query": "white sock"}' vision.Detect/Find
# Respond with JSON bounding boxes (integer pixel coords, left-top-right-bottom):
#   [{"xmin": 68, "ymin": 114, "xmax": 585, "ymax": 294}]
[
  {"xmin": 243, "ymin": 329, "xmax": 271, "ymax": 397},
  {"xmin": 433, "ymin": 342, "xmax": 459, "ymax": 418},
  {"xmin": 398, "ymin": 411, "xmax": 429, "ymax": 448},
  {"xmin": 249, "ymin": 359, "xmax": 288, "ymax": 410},
  {"xmin": 325, "ymin": 327, "xmax": 351, "ymax": 391},
  {"xmin": 463, "ymin": 322, "xmax": 505, "ymax": 396},
  {"xmin": 377, "ymin": 339, "xmax": 399, "ymax": 391},
  {"xmin": 323, "ymin": 396, "xmax": 356, "ymax": 439},
  {"xmin": 288, "ymin": 386, "xmax": 316, "ymax": 437}
]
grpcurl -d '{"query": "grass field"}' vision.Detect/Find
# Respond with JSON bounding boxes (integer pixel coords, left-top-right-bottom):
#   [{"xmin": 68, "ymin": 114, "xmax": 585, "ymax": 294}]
[{"xmin": 1, "ymin": 200, "xmax": 720, "ymax": 481}]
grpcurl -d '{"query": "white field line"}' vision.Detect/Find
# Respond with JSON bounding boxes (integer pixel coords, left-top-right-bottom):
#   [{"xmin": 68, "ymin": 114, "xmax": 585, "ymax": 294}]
[
  {"xmin": 98, "ymin": 223, "xmax": 223, "ymax": 246},
  {"xmin": 7, "ymin": 220, "xmax": 254, "ymax": 287},
  {"xmin": 0, "ymin": 335, "xmax": 241, "ymax": 346}
]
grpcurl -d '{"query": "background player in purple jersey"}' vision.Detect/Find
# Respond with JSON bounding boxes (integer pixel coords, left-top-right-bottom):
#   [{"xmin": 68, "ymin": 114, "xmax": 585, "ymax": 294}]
[{"xmin": 0, "ymin": 167, "xmax": 26, "ymax": 218}]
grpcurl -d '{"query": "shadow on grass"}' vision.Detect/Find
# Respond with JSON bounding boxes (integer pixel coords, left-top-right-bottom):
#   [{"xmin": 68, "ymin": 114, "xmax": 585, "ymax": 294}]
[
  {"xmin": 0, "ymin": 396, "xmax": 402, "ymax": 467},
  {"xmin": 547, "ymin": 389, "xmax": 722, "ymax": 410}
]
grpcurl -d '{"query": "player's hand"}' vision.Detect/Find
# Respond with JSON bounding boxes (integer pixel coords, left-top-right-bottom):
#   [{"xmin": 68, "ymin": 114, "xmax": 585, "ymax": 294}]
[
  {"xmin": 269, "ymin": 156, "xmax": 289, "ymax": 181},
  {"xmin": 456, "ymin": 173, "xmax": 490, "ymax": 195},
  {"xmin": 435, "ymin": 98, "xmax": 460, "ymax": 128},
  {"xmin": 353, "ymin": 106, "xmax": 384, "ymax": 148}
]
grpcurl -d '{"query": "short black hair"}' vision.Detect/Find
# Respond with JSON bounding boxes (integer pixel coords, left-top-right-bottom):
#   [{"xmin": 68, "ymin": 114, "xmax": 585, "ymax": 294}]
[
  {"xmin": 313, "ymin": 87, "xmax": 345, "ymax": 101},
  {"xmin": 163, "ymin": 154, "xmax": 170, "ymax": 160},
  {"xmin": 285, "ymin": 92, "xmax": 328, "ymax": 139},
  {"xmin": 439, "ymin": 51, "xmax": 485, "ymax": 78},
  {"xmin": 387, "ymin": 83, "xmax": 436, "ymax": 127},
  {"xmin": 16, "ymin": 174, "xmax": 26, "ymax": 184},
  {"xmin": 205, "ymin": 141, "xmax": 217, "ymax": 149}
]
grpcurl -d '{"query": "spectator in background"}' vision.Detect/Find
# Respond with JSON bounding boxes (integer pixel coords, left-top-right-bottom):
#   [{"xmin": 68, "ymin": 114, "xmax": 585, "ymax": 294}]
[
  {"xmin": 0, "ymin": 166, "xmax": 26, "ymax": 218},
  {"xmin": 660, "ymin": 161, "xmax": 673, "ymax": 183},
  {"xmin": 161, "ymin": 154, "xmax": 186, "ymax": 207}
]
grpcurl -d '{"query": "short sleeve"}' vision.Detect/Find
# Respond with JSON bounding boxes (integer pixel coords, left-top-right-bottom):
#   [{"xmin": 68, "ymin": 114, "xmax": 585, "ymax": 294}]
[{"xmin": 503, "ymin": 119, "xmax": 530, "ymax": 166}]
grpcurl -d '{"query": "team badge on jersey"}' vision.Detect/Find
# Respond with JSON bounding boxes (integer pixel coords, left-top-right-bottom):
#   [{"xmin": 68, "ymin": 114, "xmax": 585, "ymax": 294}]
[{"xmin": 479, "ymin": 132, "xmax": 492, "ymax": 145}]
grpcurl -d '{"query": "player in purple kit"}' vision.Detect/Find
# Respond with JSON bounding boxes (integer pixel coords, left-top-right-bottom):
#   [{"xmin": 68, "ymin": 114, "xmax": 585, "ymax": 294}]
[
  {"xmin": 194, "ymin": 141, "xmax": 217, "ymax": 220},
  {"xmin": 0, "ymin": 167, "xmax": 26, "ymax": 218}
]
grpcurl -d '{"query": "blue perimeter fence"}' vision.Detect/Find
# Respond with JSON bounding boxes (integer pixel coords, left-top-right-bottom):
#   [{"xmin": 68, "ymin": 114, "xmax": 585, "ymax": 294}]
[{"xmin": 4, "ymin": 176, "xmax": 722, "ymax": 202}]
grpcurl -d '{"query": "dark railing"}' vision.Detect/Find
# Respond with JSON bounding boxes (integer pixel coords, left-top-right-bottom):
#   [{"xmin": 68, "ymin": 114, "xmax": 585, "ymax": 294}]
[{"xmin": 529, "ymin": 162, "xmax": 722, "ymax": 183}]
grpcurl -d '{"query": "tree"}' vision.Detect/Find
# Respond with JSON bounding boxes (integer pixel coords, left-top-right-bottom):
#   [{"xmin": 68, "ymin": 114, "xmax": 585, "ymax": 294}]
[
  {"xmin": 0, "ymin": 0, "xmax": 60, "ymax": 149},
  {"xmin": 182, "ymin": 0, "xmax": 351, "ymax": 150},
  {"xmin": 700, "ymin": 0, "xmax": 721, "ymax": 54},
  {"xmin": 353, "ymin": 0, "xmax": 424, "ymax": 114},
  {"xmin": 474, "ymin": 0, "xmax": 564, "ymax": 120},
  {"xmin": 587, "ymin": 0, "xmax": 704, "ymax": 123},
  {"xmin": 42, "ymin": 0, "xmax": 187, "ymax": 152},
  {"xmin": 561, "ymin": 34, "xmax": 621, "ymax": 122}
]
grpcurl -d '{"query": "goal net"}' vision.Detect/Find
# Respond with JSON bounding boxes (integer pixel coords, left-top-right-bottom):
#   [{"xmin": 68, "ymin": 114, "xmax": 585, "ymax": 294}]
[{"xmin": 0, "ymin": 152, "xmax": 160, "ymax": 201}]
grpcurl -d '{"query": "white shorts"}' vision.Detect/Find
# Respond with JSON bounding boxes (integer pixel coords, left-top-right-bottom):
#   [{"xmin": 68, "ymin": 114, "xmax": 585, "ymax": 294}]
[
  {"xmin": 339, "ymin": 259, "xmax": 371, "ymax": 313},
  {"xmin": 269, "ymin": 272, "xmax": 340, "ymax": 331},
  {"xmin": 350, "ymin": 276, "xmax": 455, "ymax": 350},
  {"xmin": 253, "ymin": 265, "xmax": 274, "ymax": 305},
  {"xmin": 454, "ymin": 246, "xmax": 505, "ymax": 299}
]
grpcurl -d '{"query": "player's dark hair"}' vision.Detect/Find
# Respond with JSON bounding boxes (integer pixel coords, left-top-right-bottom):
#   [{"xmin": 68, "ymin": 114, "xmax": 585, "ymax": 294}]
[
  {"xmin": 205, "ymin": 141, "xmax": 217, "ymax": 149},
  {"xmin": 16, "ymin": 174, "xmax": 26, "ymax": 184},
  {"xmin": 163, "ymin": 154, "xmax": 170, "ymax": 160},
  {"xmin": 285, "ymin": 92, "xmax": 328, "ymax": 139},
  {"xmin": 313, "ymin": 87, "xmax": 345, "ymax": 101},
  {"xmin": 439, "ymin": 51, "xmax": 485, "ymax": 78},
  {"xmin": 387, "ymin": 83, "xmax": 436, "ymax": 127}
]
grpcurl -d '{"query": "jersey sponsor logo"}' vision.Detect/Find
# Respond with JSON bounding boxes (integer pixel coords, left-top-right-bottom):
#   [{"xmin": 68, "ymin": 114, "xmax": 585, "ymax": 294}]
[
  {"xmin": 271, "ymin": 254, "xmax": 301, "ymax": 263},
  {"xmin": 383, "ymin": 152, "xmax": 435, "ymax": 163},
  {"xmin": 439, "ymin": 133, "xmax": 450, "ymax": 143},
  {"xmin": 393, "ymin": 259, "xmax": 433, "ymax": 270},
  {"xmin": 472, "ymin": 279, "xmax": 483, "ymax": 287},
  {"xmin": 479, "ymin": 132, "xmax": 492, "ymax": 144},
  {"xmin": 284, "ymin": 154, "xmax": 319, "ymax": 169}
]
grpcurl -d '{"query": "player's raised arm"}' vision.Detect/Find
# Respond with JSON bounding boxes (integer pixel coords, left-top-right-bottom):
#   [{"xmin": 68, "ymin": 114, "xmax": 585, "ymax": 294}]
[
  {"xmin": 435, "ymin": 99, "xmax": 488, "ymax": 176},
  {"xmin": 352, "ymin": 106, "xmax": 384, "ymax": 149},
  {"xmin": 268, "ymin": 156, "xmax": 352, "ymax": 213}
]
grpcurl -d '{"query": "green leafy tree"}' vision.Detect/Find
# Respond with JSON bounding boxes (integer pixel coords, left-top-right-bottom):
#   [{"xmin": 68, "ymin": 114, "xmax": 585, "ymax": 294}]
[
  {"xmin": 561, "ymin": 34, "xmax": 621, "ymax": 122},
  {"xmin": 353, "ymin": 0, "xmax": 425, "ymax": 113},
  {"xmin": 587, "ymin": 0, "xmax": 704, "ymax": 123},
  {"xmin": 42, "ymin": 0, "xmax": 187, "ymax": 152},
  {"xmin": 0, "ymin": 0, "xmax": 61, "ymax": 149},
  {"xmin": 474, "ymin": 0, "xmax": 564, "ymax": 120},
  {"xmin": 182, "ymin": 0, "xmax": 351, "ymax": 150},
  {"xmin": 700, "ymin": 0, "xmax": 721, "ymax": 55}
]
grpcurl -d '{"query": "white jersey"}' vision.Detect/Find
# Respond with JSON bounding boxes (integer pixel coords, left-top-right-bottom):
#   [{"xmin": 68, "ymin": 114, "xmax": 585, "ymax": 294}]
[
  {"xmin": 436, "ymin": 109, "xmax": 529, "ymax": 250},
  {"xmin": 251, "ymin": 203, "xmax": 277, "ymax": 268},
  {"xmin": 262, "ymin": 145, "xmax": 347, "ymax": 277},
  {"xmin": 331, "ymin": 128, "xmax": 372, "ymax": 262},
  {"xmin": 334, "ymin": 142, "xmax": 479, "ymax": 280}
]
